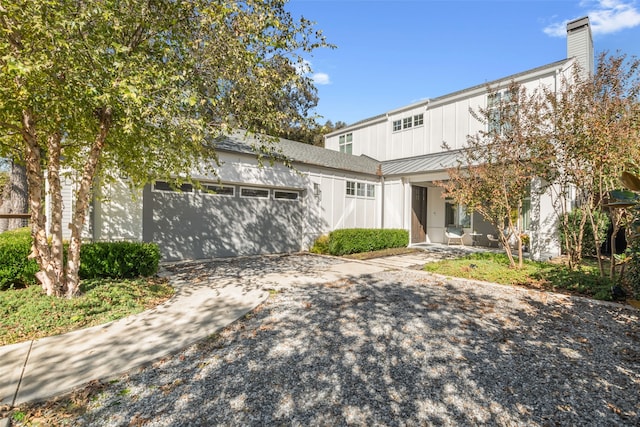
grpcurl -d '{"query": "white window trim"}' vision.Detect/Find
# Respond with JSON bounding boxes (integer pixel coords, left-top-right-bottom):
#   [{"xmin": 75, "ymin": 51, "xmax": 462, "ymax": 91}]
[
  {"xmin": 239, "ymin": 187, "xmax": 270, "ymax": 199},
  {"xmin": 346, "ymin": 180, "xmax": 376, "ymax": 199},
  {"xmin": 152, "ymin": 181, "xmax": 193, "ymax": 193},
  {"xmin": 201, "ymin": 184, "xmax": 235, "ymax": 197},
  {"xmin": 273, "ymin": 190, "xmax": 300, "ymax": 201}
]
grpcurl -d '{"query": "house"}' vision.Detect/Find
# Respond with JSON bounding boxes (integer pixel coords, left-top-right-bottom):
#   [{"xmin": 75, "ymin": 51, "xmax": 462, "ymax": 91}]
[
  {"xmin": 324, "ymin": 16, "xmax": 593, "ymax": 261},
  {"xmin": 54, "ymin": 17, "xmax": 593, "ymax": 262}
]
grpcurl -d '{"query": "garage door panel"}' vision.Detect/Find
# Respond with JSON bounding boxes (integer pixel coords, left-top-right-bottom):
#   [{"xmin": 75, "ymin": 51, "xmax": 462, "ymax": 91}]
[{"xmin": 145, "ymin": 187, "xmax": 303, "ymax": 261}]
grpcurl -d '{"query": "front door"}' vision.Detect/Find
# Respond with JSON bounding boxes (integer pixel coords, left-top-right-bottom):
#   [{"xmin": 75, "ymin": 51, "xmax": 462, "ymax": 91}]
[{"xmin": 411, "ymin": 186, "xmax": 428, "ymax": 243}]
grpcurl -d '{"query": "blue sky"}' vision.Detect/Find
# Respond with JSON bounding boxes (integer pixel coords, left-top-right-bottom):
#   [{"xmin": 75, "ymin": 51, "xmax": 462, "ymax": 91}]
[{"xmin": 285, "ymin": 0, "xmax": 640, "ymax": 125}]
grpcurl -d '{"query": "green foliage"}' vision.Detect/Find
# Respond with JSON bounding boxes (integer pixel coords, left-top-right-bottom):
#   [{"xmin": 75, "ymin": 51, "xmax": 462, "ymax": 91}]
[
  {"xmin": 609, "ymin": 169, "xmax": 640, "ymax": 298},
  {"xmin": 0, "ymin": 228, "xmax": 38, "ymax": 290},
  {"xmin": 0, "ymin": 277, "xmax": 173, "ymax": 345},
  {"xmin": 424, "ymin": 252, "xmax": 614, "ymax": 300},
  {"xmin": 79, "ymin": 242, "xmax": 160, "ymax": 279},
  {"xmin": 559, "ymin": 208, "xmax": 610, "ymax": 258},
  {"xmin": 327, "ymin": 228, "xmax": 409, "ymax": 256},
  {"xmin": 310, "ymin": 234, "xmax": 330, "ymax": 254},
  {"xmin": 0, "ymin": 229, "xmax": 159, "ymax": 288},
  {"xmin": 0, "ymin": 0, "xmax": 330, "ymax": 296}
]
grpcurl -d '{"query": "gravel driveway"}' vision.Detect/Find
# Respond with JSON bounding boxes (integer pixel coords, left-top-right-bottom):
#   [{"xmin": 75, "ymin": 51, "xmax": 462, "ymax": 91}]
[{"xmin": 61, "ymin": 255, "xmax": 640, "ymax": 425}]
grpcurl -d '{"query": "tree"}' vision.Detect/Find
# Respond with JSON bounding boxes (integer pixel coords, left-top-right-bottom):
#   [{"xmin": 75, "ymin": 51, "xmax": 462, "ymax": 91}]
[
  {"xmin": 0, "ymin": 0, "xmax": 329, "ymax": 297},
  {"xmin": 440, "ymin": 82, "xmax": 548, "ymax": 269},
  {"xmin": 541, "ymin": 53, "xmax": 640, "ymax": 275},
  {"xmin": 0, "ymin": 157, "xmax": 28, "ymax": 232},
  {"xmin": 277, "ymin": 119, "xmax": 348, "ymax": 147}
]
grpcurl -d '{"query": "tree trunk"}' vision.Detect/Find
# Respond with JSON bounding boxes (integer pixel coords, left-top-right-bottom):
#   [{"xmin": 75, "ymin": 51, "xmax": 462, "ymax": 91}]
[
  {"xmin": 0, "ymin": 159, "xmax": 28, "ymax": 232},
  {"xmin": 46, "ymin": 133, "xmax": 66, "ymax": 293},
  {"xmin": 65, "ymin": 107, "xmax": 112, "ymax": 297},
  {"xmin": 0, "ymin": 177, "xmax": 8, "ymax": 232},
  {"xmin": 8, "ymin": 160, "xmax": 28, "ymax": 230},
  {"xmin": 22, "ymin": 109, "xmax": 61, "ymax": 296}
]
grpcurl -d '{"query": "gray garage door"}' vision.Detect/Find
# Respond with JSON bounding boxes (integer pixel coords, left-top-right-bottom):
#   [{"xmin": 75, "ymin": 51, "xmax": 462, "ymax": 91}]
[{"xmin": 143, "ymin": 183, "xmax": 304, "ymax": 261}]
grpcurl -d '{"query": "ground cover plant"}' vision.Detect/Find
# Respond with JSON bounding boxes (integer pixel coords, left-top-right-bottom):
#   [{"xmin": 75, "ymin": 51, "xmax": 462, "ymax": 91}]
[
  {"xmin": 423, "ymin": 252, "xmax": 615, "ymax": 300},
  {"xmin": 0, "ymin": 278, "xmax": 174, "ymax": 345}
]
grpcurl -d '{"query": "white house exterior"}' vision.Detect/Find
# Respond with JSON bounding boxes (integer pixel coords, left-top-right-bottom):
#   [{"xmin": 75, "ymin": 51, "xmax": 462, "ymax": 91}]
[
  {"xmin": 53, "ymin": 17, "xmax": 593, "ymax": 262},
  {"xmin": 324, "ymin": 16, "xmax": 593, "ymax": 261}
]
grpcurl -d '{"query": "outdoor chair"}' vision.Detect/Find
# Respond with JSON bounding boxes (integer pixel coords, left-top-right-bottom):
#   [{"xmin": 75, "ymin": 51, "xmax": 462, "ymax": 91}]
[
  {"xmin": 486, "ymin": 234, "xmax": 500, "ymax": 247},
  {"xmin": 444, "ymin": 227, "xmax": 465, "ymax": 246}
]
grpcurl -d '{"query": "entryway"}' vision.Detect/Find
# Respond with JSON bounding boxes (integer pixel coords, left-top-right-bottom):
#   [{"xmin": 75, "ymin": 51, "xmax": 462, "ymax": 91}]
[{"xmin": 411, "ymin": 186, "xmax": 428, "ymax": 244}]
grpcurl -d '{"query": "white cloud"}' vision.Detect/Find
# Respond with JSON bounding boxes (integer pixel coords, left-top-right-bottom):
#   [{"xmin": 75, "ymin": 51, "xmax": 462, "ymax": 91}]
[
  {"xmin": 295, "ymin": 59, "xmax": 331, "ymax": 85},
  {"xmin": 543, "ymin": 0, "xmax": 640, "ymax": 36},
  {"xmin": 312, "ymin": 72, "xmax": 331, "ymax": 85}
]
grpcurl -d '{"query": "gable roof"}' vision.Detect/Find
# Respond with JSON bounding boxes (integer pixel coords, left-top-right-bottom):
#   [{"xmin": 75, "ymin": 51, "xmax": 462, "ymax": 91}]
[{"xmin": 213, "ymin": 132, "xmax": 381, "ymax": 176}]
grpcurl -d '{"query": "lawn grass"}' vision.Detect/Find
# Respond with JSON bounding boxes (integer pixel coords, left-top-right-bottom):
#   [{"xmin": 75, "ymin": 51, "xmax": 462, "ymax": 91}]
[
  {"xmin": 0, "ymin": 278, "xmax": 174, "ymax": 345},
  {"xmin": 423, "ymin": 252, "xmax": 614, "ymax": 300}
]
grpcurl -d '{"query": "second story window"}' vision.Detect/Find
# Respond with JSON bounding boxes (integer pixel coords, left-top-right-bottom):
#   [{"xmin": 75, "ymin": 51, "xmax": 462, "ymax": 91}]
[
  {"xmin": 339, "ymin": 132, "xmax": 353, "ymax": 154},
  {"xmin": 488, "ymin": 90, "xmax": 515, "ymax": 135},
  {"xmin": 403, "ymin": 117, "xmax": 412, "ymax": 129},
  {"xmin": 414, "ymin": 113, "xmax": 424, "ymax": 126},
  {"xmin": 393, "ymin": 120, "xmax": 402, "ymax": 132}
]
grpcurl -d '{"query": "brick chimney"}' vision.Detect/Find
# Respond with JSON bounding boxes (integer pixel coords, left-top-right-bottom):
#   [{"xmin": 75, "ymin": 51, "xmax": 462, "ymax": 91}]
[{"xmin": 566, "ymin": 16, "xmax": 594, "ymax": 79}]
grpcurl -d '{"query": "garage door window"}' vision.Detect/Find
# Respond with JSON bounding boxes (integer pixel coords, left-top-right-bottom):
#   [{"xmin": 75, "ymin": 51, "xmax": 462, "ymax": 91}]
[
  {"xmin": 274, "ymin": 190, "xmax": 299, "ymax": 200},
  {"xmin": 154, "ymin": 181, "xmax": 193, "ymax": 192},
  {"xmin": 203, "ymin": 184, "xmax": 235, "ymax": 196},
  {"xmin": 240, "ymin": 187, "xmax": 269, "ymax": 198}
]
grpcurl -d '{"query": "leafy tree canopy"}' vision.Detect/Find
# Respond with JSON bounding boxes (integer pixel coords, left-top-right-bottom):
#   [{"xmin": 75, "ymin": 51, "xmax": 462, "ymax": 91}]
[{"xmin": 0, "ymin": 0, "xmax": 330, "ymax": 296}]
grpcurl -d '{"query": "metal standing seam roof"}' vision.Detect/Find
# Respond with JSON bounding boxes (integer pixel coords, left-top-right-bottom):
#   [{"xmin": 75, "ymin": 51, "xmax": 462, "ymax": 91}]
[
  {"xmin": 381, "ymin": 149, "xmax": 464, "ymax": 176},
  {"xmin": 212, "ymin": 132, "xmax": 381, "ymax": 176}
]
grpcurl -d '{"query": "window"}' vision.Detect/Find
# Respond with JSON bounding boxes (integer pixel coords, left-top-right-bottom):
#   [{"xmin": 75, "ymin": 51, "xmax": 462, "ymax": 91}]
[
  {"xmin": 366, "ymin": 183, "xmax": 375, "ymax": 198},
  {"xmin": 240, "ymin": 187, "xmax": 269, "ymax": 198},
  {"xmin": 346, "ymin": 181, "xmax": 375, "ymax": 199},
  {"xmin": 414, "ymin": 113, "xmax": 424, "ymax": 126},
  {"xmin": 445, "ymin": 201, "xmax": 471, "ymax": 228},
  {"xmin": 203, "ymin": 184, "xmax": 234, "ymax": 196},
  {"xmin": 154, "ymin": 181, "xmax": 193, "ymax": 192},
  {"xmin": 488, "ymin": 90, "xmax": 516, "ymax": 135},
  {"xmin": 346, "ymin": 181, "xmax": 356, "ymax": 196},
  {"xmin": 402, "ymin": 117, "xmax": 412, "ymax": 129},
  {"xmin": 339, "ymin": 133, "xmax": 353, "ymax": 154},
  {"xmin": 274, "ymin": 190, "xmax": 299, "ymax": 200},
  {"xmin": 392, "ymin": 120, "xmax": 402, "ymax": 132}
]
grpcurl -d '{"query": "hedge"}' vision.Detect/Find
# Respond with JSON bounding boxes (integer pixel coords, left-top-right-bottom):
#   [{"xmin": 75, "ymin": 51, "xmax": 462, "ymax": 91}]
[
  {"xmin": 79, "ymin": 241, "xmax": 160, "ymax": 279},
  {"xmin": 0, "ymin": 228, "xmax": 39, "ymax": 290},
  {"xmin": 326, "ymin": 228, "xmax": 409, "ymax": 256},
  {"xmin": 0, "ymin": 228, "xmax": 160, "ymax": 290}
]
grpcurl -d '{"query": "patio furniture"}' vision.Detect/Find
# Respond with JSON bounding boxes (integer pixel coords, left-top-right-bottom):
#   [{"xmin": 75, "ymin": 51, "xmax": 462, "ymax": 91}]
[
  {"xmin": 445, "ymin": 227, "xmax": 466, "ymax": 246},
  {"xmin": 487, "ymin": 234, "xmax": 500, "ymax": 247}
]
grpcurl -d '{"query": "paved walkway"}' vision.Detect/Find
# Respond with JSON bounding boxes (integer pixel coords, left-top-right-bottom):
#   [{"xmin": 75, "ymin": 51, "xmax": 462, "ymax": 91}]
[
  {"xmin": 0, "ymin": 245, "xmax": 481, "ymax": 410},
  {"xmin": 1, "ymin": 257, "xmax": 395, "ymax": 408}
]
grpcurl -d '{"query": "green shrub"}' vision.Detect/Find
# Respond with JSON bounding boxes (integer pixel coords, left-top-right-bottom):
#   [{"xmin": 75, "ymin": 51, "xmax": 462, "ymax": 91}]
[
  {"xmin": 0, "ymin": 228, "xmax": 38, "ymax": 290},
  {"xmin": 1, "ymin": 229, "xmax": 160, "ymax": 289},
  {"xmin": 79, "ymin": 241, "xmax": 160, "ymax": 279},
  {"xmin": 327, "ymin": 228, "xmax": 409, "ymax": 256},
  {"xmin": 310, "ymin": 234, "xmax": 330, "ymax": 254}
]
